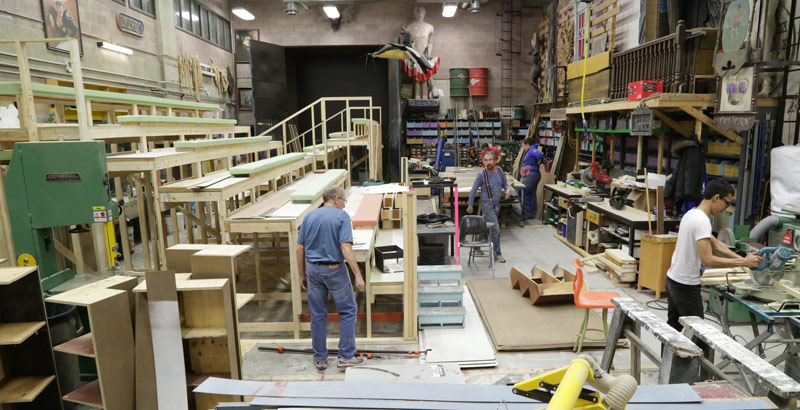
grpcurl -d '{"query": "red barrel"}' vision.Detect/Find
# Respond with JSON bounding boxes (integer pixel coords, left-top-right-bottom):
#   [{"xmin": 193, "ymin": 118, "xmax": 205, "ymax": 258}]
[{"xmin": 469, "ymin": 67, "xmax": 488, "ymax": 96}]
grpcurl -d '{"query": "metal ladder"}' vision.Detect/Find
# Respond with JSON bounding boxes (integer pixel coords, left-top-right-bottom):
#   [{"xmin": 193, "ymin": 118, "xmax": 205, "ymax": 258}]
[{"xmin": 496, "ymin": 0, "xmax": 521, "ymax": 139}]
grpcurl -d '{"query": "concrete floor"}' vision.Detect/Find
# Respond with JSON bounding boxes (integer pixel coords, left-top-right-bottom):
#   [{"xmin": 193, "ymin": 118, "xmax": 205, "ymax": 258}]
[{"xmin": 68, "ymin": 199, "xmax": 779, "ymax": 409}]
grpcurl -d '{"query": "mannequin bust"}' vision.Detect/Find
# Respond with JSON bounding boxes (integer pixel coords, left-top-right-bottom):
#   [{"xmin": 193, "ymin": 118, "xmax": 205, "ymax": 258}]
[{"xmin": 407, "ymin": 6, "xmax": 435, "ymax": 99}]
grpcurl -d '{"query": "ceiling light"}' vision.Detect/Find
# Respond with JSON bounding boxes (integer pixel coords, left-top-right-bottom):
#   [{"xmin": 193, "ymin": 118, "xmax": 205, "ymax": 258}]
[
  {"xmin": 323, "ymin": 5, "xmax": 340, "ymax": 19},
  {"xmin": 442, "ymin": 4, "xmax": 457, "ymax": 17},
  {"xmin": 232, "ymin": 7, "xmax": 255, "ymax": 20},
  {"xmin": 285, "ymin": 2, "xmax": 298, "ymax": 15},
  {"xmin": 469, "ymin": 0, "xmax": 481, "ymax": 13},
  {"xmin": 97, "ymin": 42, "xmax": 132, "ymax": 55}
]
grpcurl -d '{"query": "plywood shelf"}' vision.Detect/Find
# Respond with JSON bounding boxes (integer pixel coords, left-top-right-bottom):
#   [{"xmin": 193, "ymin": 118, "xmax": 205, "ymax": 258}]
[
  {"xmin": 54, "ymin": 333, "xmax": 95, "ymax": 358},
  {"xmin": 0, "ymin": 375, "xmax": 55, "ymax": 403},
  {"xmin": 181, "ymin": 327, "xmax": 227, "ymax": 339},
  {"xmin": 63, "ymin": 379, "xmax": 103, "ymax": 408},
  {"xmin": 0, "ymin": 321, "xmax": 46, "ymax": 345}
]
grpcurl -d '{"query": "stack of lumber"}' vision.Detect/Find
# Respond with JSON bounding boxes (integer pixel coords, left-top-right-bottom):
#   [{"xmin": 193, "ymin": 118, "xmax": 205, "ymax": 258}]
[
  {"xmin": 380, "ymin": 191, "xmax": 404, "ymax": 229},
  {"xmin": 700, "ymin": 267, "xmax": 750, "ymax": 286},
  {"xmin": 597, "ymin": 249, "xmax": 637, "ymax": 283}
]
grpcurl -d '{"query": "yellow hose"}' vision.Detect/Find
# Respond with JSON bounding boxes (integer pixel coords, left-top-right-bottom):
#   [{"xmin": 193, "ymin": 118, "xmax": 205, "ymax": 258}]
[{"xmin": 546, "ymin": 358, "xmax": 593, "ymax": 410}]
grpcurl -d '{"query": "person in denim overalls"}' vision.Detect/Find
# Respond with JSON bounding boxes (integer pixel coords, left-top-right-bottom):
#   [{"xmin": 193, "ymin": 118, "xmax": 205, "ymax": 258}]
[{"xmin": 297, "ymin": 186, "xmax": 365, "ymax": 370}]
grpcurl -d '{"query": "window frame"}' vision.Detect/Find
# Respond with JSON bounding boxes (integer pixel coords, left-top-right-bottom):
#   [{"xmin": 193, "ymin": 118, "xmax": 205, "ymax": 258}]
[
  {"xmin": 174, "ymin": 0, "xmax": 232, "ymax": 52},
  {"xmin": 129, "ymin": 0, "xmax": 156, "ymax": 18}
]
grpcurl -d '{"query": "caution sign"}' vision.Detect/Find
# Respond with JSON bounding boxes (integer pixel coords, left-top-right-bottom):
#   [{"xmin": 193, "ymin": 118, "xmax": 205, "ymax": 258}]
[{"xmin": 94, "ymin": 210, "xmax": 108, "ymax": 222}]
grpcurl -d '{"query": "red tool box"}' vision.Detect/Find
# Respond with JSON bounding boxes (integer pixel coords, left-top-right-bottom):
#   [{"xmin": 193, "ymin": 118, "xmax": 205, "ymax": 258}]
[{"xmin": 627, "ymin": 80, "xmax": 663, "ymax": 101}]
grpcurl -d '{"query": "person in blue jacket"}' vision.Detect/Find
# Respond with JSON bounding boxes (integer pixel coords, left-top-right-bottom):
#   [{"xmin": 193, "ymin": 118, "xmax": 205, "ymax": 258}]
[{"xmin": 520, "ymin": 137, "xmax": 544, "ymax": 219}]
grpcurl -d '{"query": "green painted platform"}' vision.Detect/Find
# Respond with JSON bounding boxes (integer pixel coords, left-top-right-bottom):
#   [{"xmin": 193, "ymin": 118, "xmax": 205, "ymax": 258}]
[
  {"xmin": 172, "ymin": 136, "xmax": 272, "ymax": 149},
  {"xmin": 0, "ymin": 82, "xmax": 219, "ymax": 110},
  {"xmin": 351, "ymin": 118, "xmax": 375, "ymax": 125},
  {"xmin": 303, "ymin": 143, "xmax": 326, "ymax": 153},
  {"xmin": 328, "ymin": 131, "xmax": 356, "ymax": 139},
  {"xmin": 117, "ymin": 115, "xmax": 236, "ymax": 125},
  {"xmin": 229, "ymin": 153, "xmax": 305, "ymax": 177},
  {"xmin": 289, "ymin": 169, "xmax": 347, "ymax": 202}
]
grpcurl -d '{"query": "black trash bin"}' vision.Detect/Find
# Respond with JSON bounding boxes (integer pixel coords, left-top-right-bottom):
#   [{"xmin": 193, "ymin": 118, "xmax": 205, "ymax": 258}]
[{"xmin": 46, "ymin": 302, "xmax": 83, "ymax": 408}]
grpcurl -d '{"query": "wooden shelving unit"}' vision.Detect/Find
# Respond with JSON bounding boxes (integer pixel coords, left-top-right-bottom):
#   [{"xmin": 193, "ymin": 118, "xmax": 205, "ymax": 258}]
[
  {"xmin": 134, "ymin": 277, "xmax": 241, "ymax": 410},
  {"xmin": 0, "ymin": 267, "xmax": 62, "ymax": 409},
  {"xmin": 45, "ymin": 286, "xmax": 135, "ymax": 410}
]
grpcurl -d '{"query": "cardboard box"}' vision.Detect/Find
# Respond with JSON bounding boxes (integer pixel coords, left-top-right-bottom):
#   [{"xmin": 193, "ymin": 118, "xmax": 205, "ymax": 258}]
[
  {"xmin": 626, "ymin": 190, "xmax": 657, "ymax": 212},
  {"xmin": 706, "ymin": 163, "xmax": 722, "ymax": 176},
  {"xmin": 627, "ymin": 80, "xmax": 663, "ymax": 101},
  {"xmin": 586, "ymin": 209, "xmax": 601, "ymax": 225}
]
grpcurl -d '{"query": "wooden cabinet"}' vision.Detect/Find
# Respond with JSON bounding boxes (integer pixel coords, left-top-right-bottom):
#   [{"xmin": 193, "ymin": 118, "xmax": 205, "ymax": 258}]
[
  {"xmin": 45, "ymin": 278, "xmax": 136, "ymax": 410},
  {"xmin": 638, "ymin": 234, "xmax": 678, "ymax": 299},
  {"xmin": 0, "ymin": 267, "xmax": 62, "ymax": 409}
]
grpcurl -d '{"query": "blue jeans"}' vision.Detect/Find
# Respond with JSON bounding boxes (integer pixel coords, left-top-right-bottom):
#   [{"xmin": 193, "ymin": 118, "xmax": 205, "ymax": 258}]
[
  {"xmin": 481, "ymin": 199, "xmax": 502, "ymax": 256},
  {"xmin": 522, "ymin": 172, "xmax": 541, "ymax": 218},
  {"xmin": 306, "ymin": 262, "xmax": 357, "ymax": 362}
]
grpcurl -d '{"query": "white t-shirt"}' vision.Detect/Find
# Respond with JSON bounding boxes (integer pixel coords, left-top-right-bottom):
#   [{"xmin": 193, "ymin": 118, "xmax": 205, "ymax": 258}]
[{"xmin": 666, "ymin": 208, "xmax": 712, "ymax": 286}]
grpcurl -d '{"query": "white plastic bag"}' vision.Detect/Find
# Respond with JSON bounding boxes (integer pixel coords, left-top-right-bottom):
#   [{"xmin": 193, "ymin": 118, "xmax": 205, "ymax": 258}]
[
  {"xmin": 0, "ymin": 104, "xmax": 20, "ymax": 128},
  {"xmin": 771, "ymin": 145, "xmax": 800, "ymax": 214}
]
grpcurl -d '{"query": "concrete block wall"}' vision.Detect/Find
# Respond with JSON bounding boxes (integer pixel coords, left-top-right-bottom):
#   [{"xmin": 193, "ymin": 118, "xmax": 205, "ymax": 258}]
[{"xmin": 233, "ymin": 0, "xmax": 543, "ymax": 115}]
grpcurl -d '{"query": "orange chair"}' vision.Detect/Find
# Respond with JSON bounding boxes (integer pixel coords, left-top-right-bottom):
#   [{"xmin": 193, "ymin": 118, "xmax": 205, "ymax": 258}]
[{"xmin": 572, "ymin": 258, "xmax": 619, "ymax": 354}]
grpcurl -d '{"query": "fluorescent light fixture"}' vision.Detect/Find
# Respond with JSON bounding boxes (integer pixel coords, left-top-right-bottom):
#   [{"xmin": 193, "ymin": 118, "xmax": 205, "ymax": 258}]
[
  {"xmin": 97, "ymin": 42, "xmax": 132, "ymax": 55},
  {"xmin": 442, "ymin": 4, "xmax": 457, "ymax": 17},
  {"xmin": 232, "ymin": 7, "xmax": 255, "ymax": 20},
  {"xmin": 323, "ymin": 5, "xmax": 340, "ymax": 19}
]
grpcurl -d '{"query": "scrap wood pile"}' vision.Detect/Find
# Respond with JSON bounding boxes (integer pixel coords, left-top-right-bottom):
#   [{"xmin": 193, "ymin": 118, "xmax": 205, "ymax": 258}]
[{"xmin": 580, "ymin": 249, "xmax": 637, "ymax": 283}]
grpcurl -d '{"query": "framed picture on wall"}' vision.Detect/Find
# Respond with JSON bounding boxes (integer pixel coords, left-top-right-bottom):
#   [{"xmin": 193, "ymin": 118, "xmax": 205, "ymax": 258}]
[
  {"xmin": 41, "ymin": 0, "xmax": 84, "ymax": 54},
  {"xmin": 239, "ymin": 88, "xmax": 253, "ymax": 111},
  {"xmin": 235, "ymin": 30, "xmax": 259, "ymax": 63}
]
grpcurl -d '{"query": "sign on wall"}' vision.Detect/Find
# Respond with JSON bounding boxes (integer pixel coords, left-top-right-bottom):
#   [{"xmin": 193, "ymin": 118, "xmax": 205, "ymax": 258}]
[{"xmin": 117, "ymin": 13, "xmax": 144, "ymax": 37}]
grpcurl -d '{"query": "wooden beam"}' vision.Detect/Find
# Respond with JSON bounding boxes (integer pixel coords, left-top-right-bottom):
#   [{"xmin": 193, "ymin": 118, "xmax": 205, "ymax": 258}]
[
  {"xmin": 680, "ymin": 107, "xmax": 742, "ymax": 143},
  {"xmin": 653, "ymin": 110, "xmax": 691, "ymax": 137}
]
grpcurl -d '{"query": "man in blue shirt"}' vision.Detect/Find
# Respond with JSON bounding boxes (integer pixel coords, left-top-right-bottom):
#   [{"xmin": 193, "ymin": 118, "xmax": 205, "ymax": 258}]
[
  {"xmin": 520, "ymin": 137, "xmax": 544, "ymax": 219},
  {"xmin": 296, "ymin": 186, "xmax": 365, "ymax": 370},
  {"xmin": 467, "ymin": 150, "xmax": 511, "ymax": 263}
]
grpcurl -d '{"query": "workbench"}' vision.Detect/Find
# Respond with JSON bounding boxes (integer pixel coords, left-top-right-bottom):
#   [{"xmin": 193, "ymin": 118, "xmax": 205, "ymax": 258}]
[
  {"xmin": 708, "ymin": 286, "xmax": 800, "ymax": 380},
  {"xmin": 543, "ymin": 183, "xmax": 592, "ymax": 236},
  {"xmin": 443, "ymin": 167, "xmax": 527, "ymax": 226},
  {"xmin": 586, "ymin": 199, "xmax": 680, "ymax": 259}
]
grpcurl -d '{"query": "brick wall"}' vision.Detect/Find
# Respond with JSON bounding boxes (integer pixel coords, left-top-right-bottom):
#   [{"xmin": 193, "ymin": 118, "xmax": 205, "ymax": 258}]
[{"xmin": 233, "ymin": 0, "xmax": 543, "ymax": 114}]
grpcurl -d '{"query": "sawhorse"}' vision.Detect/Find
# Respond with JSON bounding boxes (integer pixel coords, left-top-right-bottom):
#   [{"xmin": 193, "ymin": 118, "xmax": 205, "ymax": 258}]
[
  {"xmin": 681, "ymin": 316, "xmax": 800, "ymax": 410},
  {"xmin": 601, "ymin": 297, "xmax": 703, "ymax": 384}
]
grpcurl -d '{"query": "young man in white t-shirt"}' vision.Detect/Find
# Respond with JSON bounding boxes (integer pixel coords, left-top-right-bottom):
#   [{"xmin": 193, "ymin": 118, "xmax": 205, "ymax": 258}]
[{"xmin": 665, "ymin": 179, "xmax": 762, "ymax": 331}]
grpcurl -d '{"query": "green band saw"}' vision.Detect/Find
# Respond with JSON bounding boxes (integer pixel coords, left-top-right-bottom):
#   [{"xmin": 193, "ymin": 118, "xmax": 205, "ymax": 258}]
[{"xmin": 4, "ymin": 141, "xmax": 119, "ymax": 292}]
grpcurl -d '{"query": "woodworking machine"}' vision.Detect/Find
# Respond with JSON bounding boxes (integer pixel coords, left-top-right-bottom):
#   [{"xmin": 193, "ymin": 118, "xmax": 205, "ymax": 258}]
[{"xmin": 4, "ymin": 141, "xmax": 119, "ymax": 292}]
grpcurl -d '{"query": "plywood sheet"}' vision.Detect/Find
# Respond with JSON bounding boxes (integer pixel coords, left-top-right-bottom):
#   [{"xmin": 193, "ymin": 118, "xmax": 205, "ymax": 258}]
[
  {"xmin": 146, "ymin": 271, "xmax": 189, "ymax": 410},
  {"xmin": 421, "ymin": 287, "xmax": 495, "ymax": 366},
  {"xmin": 466, "ymin": 278, "xmax": 606, "ymax": 351},
  {"xmin": 229, "ymin": 190, "xmax": 293, "ymax": 220}
]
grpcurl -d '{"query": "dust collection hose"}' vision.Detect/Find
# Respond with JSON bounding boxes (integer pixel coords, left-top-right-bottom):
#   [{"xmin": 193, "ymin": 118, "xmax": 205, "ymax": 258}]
[
  {"xmin": 580, "ymin": 354, "xmax": 638, "ymax": 410},
  {"xmin": 545, "ymin": 355, "xmax": 637, "ymax": 410}
]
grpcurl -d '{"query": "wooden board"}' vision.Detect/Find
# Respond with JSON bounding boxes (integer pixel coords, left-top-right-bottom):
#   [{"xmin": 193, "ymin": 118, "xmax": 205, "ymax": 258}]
[
  {"xmin": 63, "ymin": 379, "xmax": 103, "ymax": 407},
  {"xmin": 0, "ymin": 267, "xmax": 38, "ymax": 285},
  {"xmin": 467, "ymin": 278, "xmax": 606, "ymax": 350},
  {"xmin": 54, "ymin": 332, "xmax": 95, "ymax": 357},
  {"xmin": 566, "ymin": 51, "xmax": 611, "ymax": 79},
  {"xmin": 228, "ymin": 190, "xmax": 294, "ymax": 219},
  {"xmin": 146, "ymin": 270, "xmax": 189, "ymax": 409},
  {"xmin": 89, "ymin": 290, "xmax": 135, "ymax": 410},
  {"xmin": 0, "ymin": 321, "xmax": 45, "ymax": 345},
  {"xmin": 0, "ymin": 375, "xmax": 55, "ymax": 403},
  {"xmin": 352, "ymin": 194, "xmax": 384, "ymax": 228},
  {"xmin": 567, "ymin": 69, "xmax": 611, "ymax": 103}
]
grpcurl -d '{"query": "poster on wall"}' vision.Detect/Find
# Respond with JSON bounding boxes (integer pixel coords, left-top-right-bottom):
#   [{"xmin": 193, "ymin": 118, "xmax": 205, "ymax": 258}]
[
  {"xmin": 239, "ymin": 88, "xmax": 253, "ymax": 110},
  {"xmin": 41, "ymin": 0, "xmax": 83, "ymax": 54},
  {"xmin": 235, "ymin": 30, "xmax": 259, "ymax": 63},
  {"xmin": 714, "ymin": 65, "xmax": 757, "ymax": 131}
]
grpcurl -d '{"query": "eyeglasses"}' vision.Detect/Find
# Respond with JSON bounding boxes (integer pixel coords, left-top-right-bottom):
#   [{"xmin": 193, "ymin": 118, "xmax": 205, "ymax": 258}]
[
  {"xmin": 336, "ymin": 196, "xmax": 347, "ymax": 203},
  {"xmin": 721, "ymin": 197, "xmax": 732, "ymax": 207}
]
